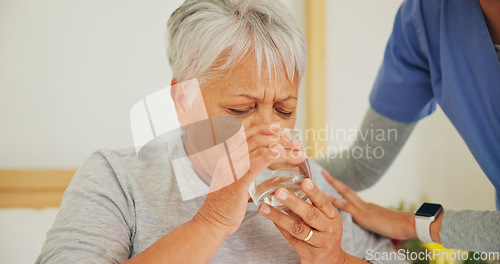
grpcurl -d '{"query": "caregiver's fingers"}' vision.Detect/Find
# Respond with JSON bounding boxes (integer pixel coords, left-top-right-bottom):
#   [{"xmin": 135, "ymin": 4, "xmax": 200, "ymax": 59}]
[
  {"xmin": 321, "ymin": 170, "xmax": 364, "ymax": 205},
  {"xmin": 328, "ymin": 196, "xmax": 350, "ymax": 212},
  {"xmin": 259, "ymin": 204, "xmax": 325, "ymax": 248}
]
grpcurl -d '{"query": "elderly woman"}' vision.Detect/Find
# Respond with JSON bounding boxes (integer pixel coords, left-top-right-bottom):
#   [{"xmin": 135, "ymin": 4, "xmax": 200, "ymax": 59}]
[{"xmin": 36, "ymin": 1, "xmax": 403, "ymax": 263}]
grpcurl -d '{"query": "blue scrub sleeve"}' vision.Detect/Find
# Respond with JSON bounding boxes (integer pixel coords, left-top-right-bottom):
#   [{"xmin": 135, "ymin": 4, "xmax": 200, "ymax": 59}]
[{"xmin": 370, "ymin": 0, "xmax": 436, "ymax": 123}]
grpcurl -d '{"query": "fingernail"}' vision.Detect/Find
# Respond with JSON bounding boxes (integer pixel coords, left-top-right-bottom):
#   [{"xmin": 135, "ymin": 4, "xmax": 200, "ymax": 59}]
[
  {"xmin": 270, "ymin": 122, "xmax": 280, "ymax": 132},
  {"xmin": 270, "ymin": 143, "xmax": 283, "ymax": 154},
  {"xmin": 292, "ymin": 140, "xmax": 302, "ymax": 149},
  {"xmin": 289, "ymin": 150, "xmax": 306, "ymax": 160},
  {"xmin": 260, "ymin": 204, "xmax": 271, "ymax": 214},
  {"xmin": 277, "ymin": 189, "xmax": 288, "ymax": 200},
  {"xmin": 304, "ymin": 178, "xmax": 314, "ymax": 190}
]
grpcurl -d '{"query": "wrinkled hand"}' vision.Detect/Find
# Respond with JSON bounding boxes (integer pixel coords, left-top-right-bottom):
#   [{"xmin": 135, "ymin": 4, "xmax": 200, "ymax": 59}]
[
  {"xmin": 259, "ymin": 178, "xmax": 348, "ymax": 264},
  {"xmin": 193, "ymin": 123, "xmax": 307, "ymax": 236},
  {"xmin": 322, "ymin": 170, "xmax": 416, "ymax": 241}
]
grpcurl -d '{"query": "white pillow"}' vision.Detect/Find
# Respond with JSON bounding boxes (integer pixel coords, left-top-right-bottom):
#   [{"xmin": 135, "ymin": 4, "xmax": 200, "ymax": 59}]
[{"xmin": 0, "ymin": 207, "xmax": 59, "ymax": 264}]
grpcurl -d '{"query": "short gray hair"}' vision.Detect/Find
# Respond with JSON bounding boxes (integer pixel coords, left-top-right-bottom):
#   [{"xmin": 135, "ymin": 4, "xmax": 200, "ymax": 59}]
[{"xmin": 166, "ymin": 0, "xmax": 307, "ymax": 85}]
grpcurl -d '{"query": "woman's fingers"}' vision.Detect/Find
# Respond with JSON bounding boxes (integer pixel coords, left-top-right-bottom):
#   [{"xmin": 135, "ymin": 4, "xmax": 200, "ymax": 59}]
[
  {"xmin": 259, "ymin": 204, "xmax": 325, "ymax": 248},
  {"xmin": 227, "ymin": 123, "xmax": 280, "ymax": 161},
  {"xmin": 245, "ymin": 123, "xmax": 302, "ymax": 157},
  {"xmin": 249, "ymin": 145, "xmax": 307, "ymax": 166},
  {"xmin": 247, "ymin": 133, "xmax": 302, "ymax": 153},
  {"xmin": 232, "ymin": 143, "xmax": 307, "ymax": 195},
  {"xmin": 272, "ymin": 185, "xmax": 337, "ymax": 233},
  {"xmin": 236, "ymin": 145, "xmax": 282, "ymax": 187},
  {"xmin": 259, "ymin": 182, "xmax": 347, "ymax": 261},
  {"xmin": 301, "ymin": 178, "xmax": 339, "ymax": 219},
  {"xmin": 273, "ymin": 223, "xmax": 309, "ymax": 253},
  {"xmin": 239, "ymin": 145, "xmax": 303, "ymax": 182},
  {"xmin": 245, "ymin": 122, "xmax": 281, "ymax": 136},
  {"xmin": 284, "ymin": 209, "xmax": 301, "ymax": 221}
]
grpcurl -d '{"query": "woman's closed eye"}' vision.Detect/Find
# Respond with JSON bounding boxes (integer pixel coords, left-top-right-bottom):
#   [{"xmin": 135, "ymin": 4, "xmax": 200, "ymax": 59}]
[
  {"xmin": 224, "ymin": 101, "xmax": 295, "ymax": 118},
  {"xmin": 275, "ymin": 107, "xmax": 294, "ymax": 118},
  {"xmin": 227, "ymin": 107, "xmax": 255, "ymax": 116}
]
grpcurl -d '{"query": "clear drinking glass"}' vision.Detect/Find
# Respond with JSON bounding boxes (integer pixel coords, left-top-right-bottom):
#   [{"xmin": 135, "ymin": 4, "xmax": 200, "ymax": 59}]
[{"xmin": 249, "ymin": 127, "xmax": 311, "ymax": 211}]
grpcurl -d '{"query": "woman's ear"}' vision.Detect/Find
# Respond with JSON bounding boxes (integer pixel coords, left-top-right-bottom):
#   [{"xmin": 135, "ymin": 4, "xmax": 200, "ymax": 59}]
[
  {"xmin": 170, "ymin": 78, "xmax": 209, "ymax": 127},
  {"xmin": 171, "ymin": 78, "xmax": 178, "ymax": 87},
  {"xmin": 170, "ymin": 78, "xmax": 189, "ymax": 123}
]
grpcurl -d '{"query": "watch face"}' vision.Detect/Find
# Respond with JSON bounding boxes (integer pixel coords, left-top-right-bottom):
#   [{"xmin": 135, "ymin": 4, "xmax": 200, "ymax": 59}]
[{"xmin": 415, "ymin": 203, "xmax": 443, "ymax": 217}]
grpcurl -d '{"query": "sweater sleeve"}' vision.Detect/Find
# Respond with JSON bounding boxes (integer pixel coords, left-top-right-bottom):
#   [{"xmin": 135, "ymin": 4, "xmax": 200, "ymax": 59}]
[
  {"xmin": 36, "ymin": 150, "xmax": 135, "ymax": 264},
  {"xmin": 317, "ymin": 108, "xmax": 500, "ymax": 253},
  {"xmin": 441, "ymin": 210, "xmax": 500, "ymax": 253},
  {"xmin": 315, "ymin": 107, "xmax": 416, "ymax": 191}
]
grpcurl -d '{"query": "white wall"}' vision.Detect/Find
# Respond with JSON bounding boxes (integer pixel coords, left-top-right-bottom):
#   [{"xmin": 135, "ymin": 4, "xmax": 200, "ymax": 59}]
[
  {"xmin": 326, "ymin": 0, "xmax": 496, "ymax": 210},
  {"xmin": 0, "ymin": 0, "xmax": 185, "ymax": 168},
  {"xmin": 1, "ymin": 0, "xmax": 496, "ymax": 210},
  {"xmin": 0, "ymin": 0, "xmax": 305, "ymax": 169}
]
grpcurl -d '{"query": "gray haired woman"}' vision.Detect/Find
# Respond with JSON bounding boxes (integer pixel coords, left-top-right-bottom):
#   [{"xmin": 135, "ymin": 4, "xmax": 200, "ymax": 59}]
[{"xmin": 36, "ymin": 1, "xmax": 403, "ymax": 263}]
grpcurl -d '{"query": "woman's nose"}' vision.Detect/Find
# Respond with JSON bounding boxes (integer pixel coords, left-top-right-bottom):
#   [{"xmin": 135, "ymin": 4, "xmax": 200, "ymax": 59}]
[{"xmin": 251, "ymin": 109, "xmax": 280, "ymax": 126}]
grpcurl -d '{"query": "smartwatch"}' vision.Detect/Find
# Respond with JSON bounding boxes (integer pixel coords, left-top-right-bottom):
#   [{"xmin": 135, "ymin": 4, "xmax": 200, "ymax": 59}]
[{"xmin": 414, "ymin": 203, "xmax": 443, "ymax": 243}]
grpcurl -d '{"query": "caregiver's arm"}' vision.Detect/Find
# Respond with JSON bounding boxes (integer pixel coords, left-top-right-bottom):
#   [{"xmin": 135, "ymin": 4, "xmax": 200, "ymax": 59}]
[
  {"xmin": 323, "ymin": 171, "xmax": 500, "ymax": 253},
  {"xmin": 440, "ymin": 210, "xmax": 500, "ymax": 253},
  {"xmin": 316, "ymin": 107, "xmax": 416, "ymax": 191}
]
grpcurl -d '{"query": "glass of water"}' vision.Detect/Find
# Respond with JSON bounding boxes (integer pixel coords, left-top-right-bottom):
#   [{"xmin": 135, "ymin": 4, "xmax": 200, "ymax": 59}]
[{"xmin": 249, "ymin": 127, "xmax": 311, "ymax": 211}]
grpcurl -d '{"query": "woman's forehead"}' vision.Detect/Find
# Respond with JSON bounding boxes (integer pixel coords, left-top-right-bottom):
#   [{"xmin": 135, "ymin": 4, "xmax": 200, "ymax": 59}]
[{"xmin": 215, "ymin": 58, "xmax": 299, "ymax": 98}]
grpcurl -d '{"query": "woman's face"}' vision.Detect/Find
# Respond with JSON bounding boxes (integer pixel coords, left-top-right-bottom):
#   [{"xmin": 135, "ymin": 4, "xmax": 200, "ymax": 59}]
[
  {"xmin": 200, "ymin": 57, "xmax": 299, "ymax": 130},
  {"xmin": 172, "ymin": 57, "xmax": 300, "ymax": 188}
]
